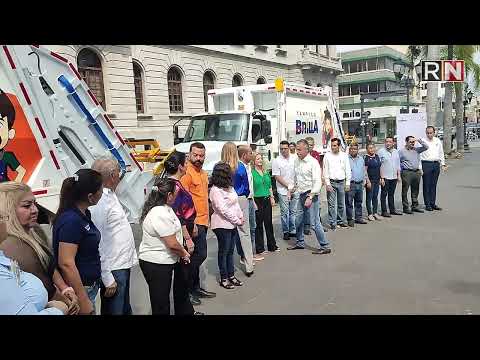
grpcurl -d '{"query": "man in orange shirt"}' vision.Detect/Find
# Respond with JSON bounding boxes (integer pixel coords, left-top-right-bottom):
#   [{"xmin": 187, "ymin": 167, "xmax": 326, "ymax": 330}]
[{"xmin": 180, "ymin": 142, "xmax": 216, "ymax": 305}]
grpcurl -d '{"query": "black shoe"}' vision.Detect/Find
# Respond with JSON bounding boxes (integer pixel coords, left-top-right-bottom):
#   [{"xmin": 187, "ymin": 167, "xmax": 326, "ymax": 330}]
[
  {"xmin": 425, "ymin": 207, "xmax": 433, "ymax": 211},
  {"xmin": 348, "ymin": 220, "xmax": 355, "ymax": 227},
  {"xmin": 192, "ymin": 288, "xmax": 217, "ymax": 298},
  {"xmin": 338, "ymin": 223, "xmax": 348, "ymax": 228},
  {"xmin": 287, "ymin": 245, "xmax": 305, "ymax": 250},
  {"xmin": 304, "ymin": 229, "xmax": 311, "ymax": 235},
  {"xmin": 329, "ymin": 224, "xmax": 336, "ymax": 230},
  {"xmin": 433, "ymin": 205, "xmax": 443, "ymax": 211},
  {"xmin": 355, "ymin": 219, "xmax": 368, "ymax": 224},
  {"xmin": 390, "ymin": 211, "xmax": 403, "ymax": 216},
  {"xmin": 412, "ymin": 208, "xmax": 424, "ymax": 213},
  {"xmin": 245, "ymin": 271, "xmax": 254, "ymax": 277},
  {"xmin": 194, "ymin": 311, "xmax": 205, "ymax": 315},
  {"xmin": 381, "ymin": 212, "xmax": 392, "ymax": 218},
  {"xmin": 283, "ymin": 233, "xmax": 290, "ymax": 240},
  {"xmin": 312, "ymin": 248, "xmax": 332, "ymax": 255},
  {"xmin": 289, "ymin": 233, "xmax": 297, "ymax": 238},
  {"xmin": 190, "ymin": 294, "xmax": 201, "ymax": 306},
  {"xmin": 403, "ymin": 209, "xmax": 413, "ymax": 214}
]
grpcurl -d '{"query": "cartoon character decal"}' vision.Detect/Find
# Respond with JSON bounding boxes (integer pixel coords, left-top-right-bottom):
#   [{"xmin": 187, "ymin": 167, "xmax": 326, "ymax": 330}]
[
  {"xmin": 0, "ymin": 89, "xmax": 42, "ymax": 184},
  {"xmin": 0, "ymin": 89, "xmax": 26, "ymax": 182},
  {"xmin": 322, "ymin": 108, "xmax": 334, "ymax": 149}
]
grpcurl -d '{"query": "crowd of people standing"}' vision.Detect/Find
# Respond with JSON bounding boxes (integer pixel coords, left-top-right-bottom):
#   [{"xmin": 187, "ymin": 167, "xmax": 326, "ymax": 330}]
[{"xmin": 0, "ymin": 126, "xmax": 447, "ymax": 315}]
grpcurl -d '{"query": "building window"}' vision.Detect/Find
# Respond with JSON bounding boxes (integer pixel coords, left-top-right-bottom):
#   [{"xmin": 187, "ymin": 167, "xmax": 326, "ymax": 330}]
[
  {"xmin": 203, "ymin": 71, "xmax": 215, "ymax": 111},
  {"xmin": 133, "ymin": 61, "xmax": 145, "ymax": 114},
  {"xmin": 77, "ymin": 48, "xmax": 105, "ymax": 108},
  {"xmin": 232, "ymin": 74, "xmax": 243, "ymax": 87},
  {"xmin": 339, "ymin": 84, "xmax": 350, "ymax": 97},
  {"xmin": 378, "ymin": 57, "xmax": 385, "ymax": 69},
  {"xmin": 326, "ymin": 45, "xmax": 330, "ymax": 57},
  {"xmin": 369, "ymin": 82, "xmax": 379, "ymax": 93},
  {"xmin": 367, "ymin": 58, "xmax": 377, "ymax": 71},
  {"xmin": 342, "ymin": 63, "xmax": 349, "ymax": 74},
  {"xmin": 351, "ymin": 84, "xmax": 360, "ymax": 95},
  {"xmin": 257, "ymin": 77, "xmax": 266, "ymax": 84},
  {"xmin": 304, "ymin": 45, "xmax": 309, "ymax": 49},
  {"xmin": 276, "ymin": 45, "xmax": 281, "ymax": 49},
  {"xmin": 305, "ymin": 81, "xmax": 312, "ymax": 86},
  {"xmin": 379, "ymin": 81, "xmax": 386, "ymax": 92},
  {"xmin": 360, "ymin": 83, "xmax": 369, "ymax": 94},
  {"xmin": 168, "ymin": 67, "xmax": 183, "ymax": 113},
  {"xmin": 315, "ymin": 45, "xmax": 319, "ymax": 54}
]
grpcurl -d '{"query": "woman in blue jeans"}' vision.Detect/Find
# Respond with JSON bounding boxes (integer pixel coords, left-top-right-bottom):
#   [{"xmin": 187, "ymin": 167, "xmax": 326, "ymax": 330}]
[
  {"xmin": 364, "ymin": 143, "xmax": 383, "ymax": 221},
  {"xmin": 52, "ymin": 169, "xmax": 104, "ymax": 315},
  {"xmin": 209, "ymin": 162, "xmax": 245, "ymax": 289}
]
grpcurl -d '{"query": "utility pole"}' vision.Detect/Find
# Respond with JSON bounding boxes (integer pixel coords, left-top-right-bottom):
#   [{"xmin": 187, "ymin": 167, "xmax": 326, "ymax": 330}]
[{"xmin": 426, "ymin": 45, "xmax": 440, "ymax": 126}]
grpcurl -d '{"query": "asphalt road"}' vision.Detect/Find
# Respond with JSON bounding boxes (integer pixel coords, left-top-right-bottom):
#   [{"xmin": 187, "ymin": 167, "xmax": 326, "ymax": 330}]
[{"xmin": 126, "ymin": 143, "xmax": 480, "ymax": 315}]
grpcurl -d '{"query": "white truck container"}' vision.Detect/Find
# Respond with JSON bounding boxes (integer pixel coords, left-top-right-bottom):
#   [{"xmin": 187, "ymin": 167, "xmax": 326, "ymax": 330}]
[
  {"xmin": 174, "ymin": 81, "xmax": 346, "ymax": 173},
  {"xmin": 0, "ymin": 45, "xmax": 153, "ymax": 222}
]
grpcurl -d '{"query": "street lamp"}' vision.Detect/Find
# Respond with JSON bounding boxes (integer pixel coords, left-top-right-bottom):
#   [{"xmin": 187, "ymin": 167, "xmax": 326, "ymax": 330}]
[
  {"xmin": 393, "ymin": 61, "xmax": 422, "ymax": 113},
  {"xmin": 463, "ymin": 88, "xmax": 474, "ymax": 150}
]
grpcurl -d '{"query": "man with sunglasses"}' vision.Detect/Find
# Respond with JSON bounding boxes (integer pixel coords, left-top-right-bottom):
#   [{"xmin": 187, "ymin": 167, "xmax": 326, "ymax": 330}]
[
  {"xmin": 90, "ymin": 157, "xmax": 138, "ymax": 315},
  {"xmin": 399, "ymin": 136, "xmax": 428, "ymax": 214}
]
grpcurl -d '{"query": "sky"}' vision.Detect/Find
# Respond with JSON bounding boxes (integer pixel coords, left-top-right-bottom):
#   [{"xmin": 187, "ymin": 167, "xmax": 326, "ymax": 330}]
[{"xmin": 336, "ymin": 45, "xmax": 379, "ymax": 53}]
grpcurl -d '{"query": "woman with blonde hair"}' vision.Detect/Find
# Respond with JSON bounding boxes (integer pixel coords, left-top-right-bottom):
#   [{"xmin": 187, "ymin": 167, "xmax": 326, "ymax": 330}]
[
  {"xmin": 0, "ymin": 181, "xmax": 80, "ymax": 314},
  {"xmin": 221, "ymin": 142, "xmax": 255, "ymax": 276}
]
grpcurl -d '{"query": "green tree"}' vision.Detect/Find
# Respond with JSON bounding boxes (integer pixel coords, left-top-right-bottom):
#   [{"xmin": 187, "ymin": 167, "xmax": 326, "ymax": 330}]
[{"xmin": 440, "ymin": 45, "xmax": 480, "ymax": 152}]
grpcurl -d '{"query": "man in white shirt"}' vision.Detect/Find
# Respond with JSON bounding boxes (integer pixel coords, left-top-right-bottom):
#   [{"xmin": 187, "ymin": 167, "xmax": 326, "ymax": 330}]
[
  {"xmin": 272, "ymin": 141, "xmax": 297, "ymax": 241},
  {"xmin": 323, "ymin": 138, "xmax": 351, "ymax": 230},
  {"xmin": 420, "ymin": 126, "xmax": 447, "ymax": 211},
  {"xmin": 288, "ymin": 139, "xmax": 331, "ymax": 255},
  {"xmin": 90, "ymin": 157, "xmax": 138, "ymax": 315}
]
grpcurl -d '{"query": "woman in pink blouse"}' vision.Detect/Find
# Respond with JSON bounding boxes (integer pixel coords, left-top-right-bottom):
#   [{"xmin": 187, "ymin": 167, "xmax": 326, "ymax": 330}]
[{"xmin": 209, "ymin": 162, "xmax": 245, "ymax": 290}]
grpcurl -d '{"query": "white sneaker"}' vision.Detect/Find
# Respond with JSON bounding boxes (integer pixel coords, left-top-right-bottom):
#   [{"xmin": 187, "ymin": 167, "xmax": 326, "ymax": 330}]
[
  {"xmin": 253, "ymin": 254, "xmax": 265, "ymax": 261},
  {"xmin": 373, "ymin": 214, "xmax": 383, "ymax": 220},
  {"xmin": 368, "ymin": 214, "xmax": 375, "ymax": 221}
]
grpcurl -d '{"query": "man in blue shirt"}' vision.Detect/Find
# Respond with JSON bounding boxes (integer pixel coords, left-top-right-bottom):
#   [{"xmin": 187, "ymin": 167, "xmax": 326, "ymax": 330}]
[
  {"xmin": 377, "ymin": 136, "xmax": 402, "ymax": 217},
  {"xmin": 345, "ymin": 143, "xmax": 367, "ymax": 227},
  {"xmin": 232, "ymin": 145, "xmax": 255, "ymax": 276}
]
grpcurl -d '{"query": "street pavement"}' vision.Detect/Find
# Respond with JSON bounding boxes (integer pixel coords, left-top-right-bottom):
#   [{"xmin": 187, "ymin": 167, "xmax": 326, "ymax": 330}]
[{"xmin": 127, "ymin": 143, "xmax": 480, "ymax": 315}]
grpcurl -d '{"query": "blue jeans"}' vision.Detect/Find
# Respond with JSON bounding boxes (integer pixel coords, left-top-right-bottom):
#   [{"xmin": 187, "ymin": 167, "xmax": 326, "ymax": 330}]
[
  {"xmin": 366, "ymin": 180, "xmax": 380, "ymax": 215},
  {"xmin": 100, "ymin": 269, "xmax": 132, "ymax": 315},
  {"xmin": 295, "ymin": 192, "xmax": 330, "ymax": 249},
  {"xmin": 278, "ymin": 193, "xmax": 298, "ymax": 235},
  {"xmin": 327, "ymin": 180, "xmax": 346, "ymax": 226},
  {"xmin": 213, "ymin": 228, "xmax": 237, "ymax": 280},
  {"xmin": 84, "ymin": 280, "xmax": 100, "ymax": 314},
  {"xmin": 248, "ymin": 198, "xmax": 256, "ymax": 254},
  {"xmin": 345, "ymin": 182, "xmax": 364, "ymax": 221}
]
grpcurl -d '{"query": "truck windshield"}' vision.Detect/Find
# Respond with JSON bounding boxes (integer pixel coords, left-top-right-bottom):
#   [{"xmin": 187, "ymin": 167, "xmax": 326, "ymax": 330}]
[{"xmin": 183, "ymin": 114, "xmax": 249, "ymax": 142}]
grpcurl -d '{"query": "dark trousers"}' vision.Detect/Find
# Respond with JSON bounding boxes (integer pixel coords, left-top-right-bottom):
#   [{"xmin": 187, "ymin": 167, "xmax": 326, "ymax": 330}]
[
  {"xmin": 185, "ymin": 224, "xmax": 207, "ymax": 293},
  {"xmin": 366, "ymin": 180, "xmax": 380, "ymax": 215},
  {"xmin": 401, "ymin": 170, "xmax": 421, "ymax": 210},
  {"xmin": 213, "ymin": 228, "xmax": 236, "ymax": 280},
  {"xmin": 422, "ymin": 161, "xmax": 440, "ymax": 208},
  {"xmin": 139, "ymin": 260, "xmax": 194, "ymax": 315},
  {"xmin": 381, "ymin": 179, "xmax": 398, "ymax": 213},
  {"xmin": 100, "ymin": 269, "xmax": 132, "ymax": 315},
  {"xmin": 254, "ymin": 196, "xmax": 277, "ymax": 253},
  {"xmin": 345, "ymin": 182, "xmax": 363, "ymax": 221}
]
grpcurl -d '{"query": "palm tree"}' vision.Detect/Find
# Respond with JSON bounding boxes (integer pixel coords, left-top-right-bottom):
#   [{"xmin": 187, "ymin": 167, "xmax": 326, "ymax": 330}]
[
  {"xmin": 440, "ymin": 45, "xmax": 480, "ymax": 152},
  {"xmin": 442, "ymin": 45, "xmax": 454, "ymax": 154}
]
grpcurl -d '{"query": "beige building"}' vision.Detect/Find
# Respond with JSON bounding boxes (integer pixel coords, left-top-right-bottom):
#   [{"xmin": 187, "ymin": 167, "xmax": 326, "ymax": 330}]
[{"xmin": 45, "ymin": 45, "xmax": 342, "ymax": 147}]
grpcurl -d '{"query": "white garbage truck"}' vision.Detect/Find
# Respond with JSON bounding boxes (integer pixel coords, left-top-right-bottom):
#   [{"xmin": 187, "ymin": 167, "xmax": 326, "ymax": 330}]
[
  {"xmin": 174, "ymin": 80, "xmax": 346, "ymax": 174},
  {"xmin": 0, "ymin": 45, "xmax": 154, "ymax": 222}
]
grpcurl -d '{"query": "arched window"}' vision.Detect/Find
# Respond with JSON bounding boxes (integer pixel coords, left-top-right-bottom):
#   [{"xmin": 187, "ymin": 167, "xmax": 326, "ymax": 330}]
[
  {"xmin": 203, "ymin": 71, "xmax": 215, "ymax": 111},
  {"xmin": 133, "ymin": 61, "xmax": 145, "ymax": 113},
  {"xmin": 77, "ymin": 48, "xmax": 105, "ymax": 108},
  {"xmin": 305, "ymin": 81, "xmax": 312, "ymax": 86},
  {"xmin": 168, "ymin": 67, "xmax": 183, "ymax": 113},
  {"xmin": 232, "ymin": 74, "xmax": 243, "ymax": 87},
  {"xmin": 257, "ymin": 77, "xmax": 266, "ymax": 84}
]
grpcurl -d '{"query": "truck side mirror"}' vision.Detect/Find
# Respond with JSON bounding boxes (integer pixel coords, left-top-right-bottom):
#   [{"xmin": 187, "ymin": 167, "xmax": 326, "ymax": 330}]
[
  {"xmin": 173, "ymin": 125, "xmax": 183, "ymax": 145},
  {"xmin": 261, "ymin": 119, "xmax": 271, "ymax": 138}
]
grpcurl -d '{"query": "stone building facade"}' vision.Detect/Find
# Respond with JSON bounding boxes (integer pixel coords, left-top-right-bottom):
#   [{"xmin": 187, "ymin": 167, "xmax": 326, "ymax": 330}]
[{"xmin": 45, "ymin": 45, "xmax": 342, "ymax": 147}]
